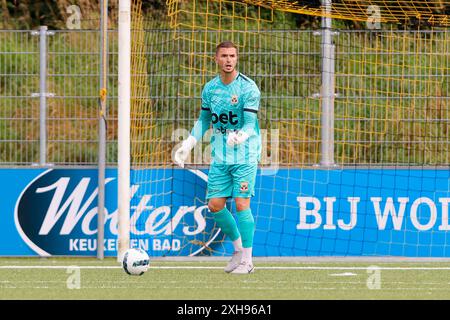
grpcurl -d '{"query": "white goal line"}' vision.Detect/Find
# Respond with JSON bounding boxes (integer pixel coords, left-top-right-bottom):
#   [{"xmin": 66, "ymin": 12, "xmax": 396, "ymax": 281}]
[{"xmin": 1, "ymin": 265, "xmax": 450, "ymax": 270}]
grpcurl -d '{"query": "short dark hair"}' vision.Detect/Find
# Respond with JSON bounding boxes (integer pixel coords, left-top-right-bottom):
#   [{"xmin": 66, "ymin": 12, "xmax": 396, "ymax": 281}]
[{"xmin": 215, "ymin": 41, "xmax": 238, "ymax": 55}]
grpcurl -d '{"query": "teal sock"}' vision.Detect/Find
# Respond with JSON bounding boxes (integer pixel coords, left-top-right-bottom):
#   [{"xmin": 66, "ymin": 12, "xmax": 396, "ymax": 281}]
[
  {"xmin": 237, "ymin": 208, "xmax": 255, "ymax": 248},
  {"xmin": 213, "ymin": 207, "xmax": 240, "ymax": 241}
]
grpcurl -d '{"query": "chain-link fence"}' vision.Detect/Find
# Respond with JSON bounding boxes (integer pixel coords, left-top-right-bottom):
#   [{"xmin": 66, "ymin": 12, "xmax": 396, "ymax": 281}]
[
  {"xmin": 0, "ymin": 29, "xmax": 118, "ymax": 166},
  {"xmin": 0, "ymin": 28, "xmax": 448, "ymax": 166}
]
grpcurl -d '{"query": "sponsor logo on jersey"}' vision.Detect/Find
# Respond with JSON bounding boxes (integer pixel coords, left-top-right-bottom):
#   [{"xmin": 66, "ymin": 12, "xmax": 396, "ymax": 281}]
[{"xmin": 211, "ymin": 111, "xmax": 239, "ymax": 125}]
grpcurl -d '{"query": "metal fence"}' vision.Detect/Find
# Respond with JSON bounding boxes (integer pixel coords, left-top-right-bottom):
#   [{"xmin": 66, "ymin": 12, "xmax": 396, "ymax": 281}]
[
  {"xmin": 0, "ymin": 29, "xmax": 117, "ymax": 166},
  {"xmin": 0, "ymin": 28, "xmax": 448, "ymax": 166}
]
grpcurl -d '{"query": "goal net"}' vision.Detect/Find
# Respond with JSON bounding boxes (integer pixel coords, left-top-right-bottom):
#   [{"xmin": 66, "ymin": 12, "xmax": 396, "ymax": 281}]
[{"xmin": 119, "ymin": 0, "xmax": 449, "ymax": 258}]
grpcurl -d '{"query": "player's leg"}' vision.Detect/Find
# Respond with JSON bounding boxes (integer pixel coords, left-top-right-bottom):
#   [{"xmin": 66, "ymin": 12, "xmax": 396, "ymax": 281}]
[
  {"xmin": 208, "ymin": 197, "xmax": 243, "ymax": 272},
  {"xmin": 230, "ymin": 163, "xmax": 257, "ymax": 274},
  {"xmin": 231, "ymin": 197, "xmax": 255, "ymax": 274},
  {"xmin": 206, "ymin": 164, "xmax": 243, "ymax": 272},
  {"xmin": 208, "ymin": 197, "xmax": 240, "ymax": 245}
]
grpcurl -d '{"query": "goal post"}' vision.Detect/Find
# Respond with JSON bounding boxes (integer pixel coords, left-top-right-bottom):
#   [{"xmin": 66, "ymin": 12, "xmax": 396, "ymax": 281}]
[{"xmin": 117, "ymin": 0, "xmax": 131, "ymax": 262}]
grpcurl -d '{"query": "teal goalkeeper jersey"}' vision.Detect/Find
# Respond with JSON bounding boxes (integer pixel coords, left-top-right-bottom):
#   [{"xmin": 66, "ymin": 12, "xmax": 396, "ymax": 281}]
[{"xmin": 191, "ymin": 72, "xmax": 261, "ymax": 165}]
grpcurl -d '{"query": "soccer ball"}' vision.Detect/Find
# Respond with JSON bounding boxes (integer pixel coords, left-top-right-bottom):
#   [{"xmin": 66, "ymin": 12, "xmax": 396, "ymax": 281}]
[{"xmin": 122, "ymin": 248, "xmax": 150, "ymax": 276}]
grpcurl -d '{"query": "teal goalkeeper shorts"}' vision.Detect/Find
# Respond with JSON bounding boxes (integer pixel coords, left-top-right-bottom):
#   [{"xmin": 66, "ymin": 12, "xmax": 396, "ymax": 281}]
[{"xmin": 206, "ymin": 163, "xmax": 258, "ymax": 199}]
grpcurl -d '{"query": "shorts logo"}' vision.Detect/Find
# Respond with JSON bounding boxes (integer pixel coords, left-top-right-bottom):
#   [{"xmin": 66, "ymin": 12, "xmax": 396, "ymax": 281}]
[
  {"xmin": 240, "ymin": 181, "xmax": 249, "ymax": 193},
  {"xmin": 231, "ymin": 95, "xmax": 238, "ymax": 105}
]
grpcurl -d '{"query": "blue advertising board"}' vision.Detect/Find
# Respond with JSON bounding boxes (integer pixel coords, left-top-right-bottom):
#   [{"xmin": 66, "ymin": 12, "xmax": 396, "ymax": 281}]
[{"xmin": 1, "ymin": 168, "xmax": 449, "ymax": 257}]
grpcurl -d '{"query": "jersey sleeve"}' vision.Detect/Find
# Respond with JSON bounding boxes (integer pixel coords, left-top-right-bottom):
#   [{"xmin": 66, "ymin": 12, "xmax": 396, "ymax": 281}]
[
  {"xmin": 241, "ymin": 112, "xmax": 258, "ymax": 137},
  {"xmin": 190, "ymin": 85, "xmax": 212, "ymax": 141},
  {"xmin": 241, "ymin": 84, "xmax": 260, "ymax": 136},
  {"xmin": 243, "ymin": 84, "xmax": 260, "ymax": 113}
]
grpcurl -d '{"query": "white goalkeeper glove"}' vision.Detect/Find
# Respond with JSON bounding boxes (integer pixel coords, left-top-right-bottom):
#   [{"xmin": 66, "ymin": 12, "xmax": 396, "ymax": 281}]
[
  {"xmin": 174, "ymin": 135, "xmax": 197, "ymax": 168},
  {"xmin": 227, "ymin": 130, "xmax": 249, "ymax": 146}
]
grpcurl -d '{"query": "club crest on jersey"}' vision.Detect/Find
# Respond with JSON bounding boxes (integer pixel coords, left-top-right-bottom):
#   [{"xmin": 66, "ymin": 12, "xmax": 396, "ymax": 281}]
[
  {"xmin": 231, "ymin": 95, "xmax": 238, "ymax": 105},
  {"xmin": 240, "ymin": 181, "xmax": 249, "ymax": 192}
]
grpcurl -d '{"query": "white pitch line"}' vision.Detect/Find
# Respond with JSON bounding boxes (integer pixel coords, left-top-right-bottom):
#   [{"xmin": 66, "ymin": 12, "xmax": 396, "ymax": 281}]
[
  {"xmin": 329, "ymin": 272, "xmax": 358, "ymax": 276},
  {"xmin": 0, "ymin": 266, "xmax": 122, "ymax": 269},
  {"xmin": 0, "ymin": 265, "xmax": 450, "ymax": 270}
]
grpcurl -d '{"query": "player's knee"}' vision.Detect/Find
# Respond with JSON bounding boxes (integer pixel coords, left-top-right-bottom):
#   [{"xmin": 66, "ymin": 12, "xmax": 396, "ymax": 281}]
[
  {"xmin": 208, "ymin": 200, "xmax": 224, "ymax": 213},
  {"xmin": 236, "ymin": 203, "xmax": 249, "ymax": 212},
  {"xmin": 235, "ymin": 198, "xmax": 250, "ymax": 212}
]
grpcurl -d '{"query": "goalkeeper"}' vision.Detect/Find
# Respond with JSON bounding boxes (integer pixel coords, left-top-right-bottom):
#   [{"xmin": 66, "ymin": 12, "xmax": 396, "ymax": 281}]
[{"xmin": 174, "ymin": 41, "xmax": 261, "ymax": 274}]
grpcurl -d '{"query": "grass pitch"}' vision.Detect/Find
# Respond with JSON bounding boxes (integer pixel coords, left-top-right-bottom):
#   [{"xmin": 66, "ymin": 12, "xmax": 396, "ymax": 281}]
[{"xmin": 1, "ymin": 257, "xmax": 450, "ymax": 300}]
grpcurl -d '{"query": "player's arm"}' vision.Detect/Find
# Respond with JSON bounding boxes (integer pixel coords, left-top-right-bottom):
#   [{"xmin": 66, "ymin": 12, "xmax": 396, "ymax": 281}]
[
  {"xmin": 174, "ymin": 88, "xmax": 211, "ymax": 167},
  {"xmin": 191, "ymin": 106, "xmax": 212, "ymax": 142},
  {"xmin": 240, "ymin": 109, "xmax": 258, "ymax": 137},
  {"xmin": 227, "ymin": 87, "xmax": 260, "ymax": 146}
]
